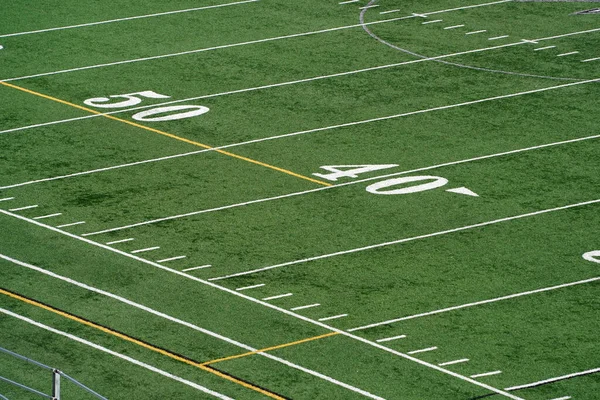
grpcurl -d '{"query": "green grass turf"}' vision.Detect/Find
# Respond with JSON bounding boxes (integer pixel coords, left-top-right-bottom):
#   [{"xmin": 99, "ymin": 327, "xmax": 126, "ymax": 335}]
[{"xmin": 1, "ymin": 0, "xmax": 599, "ymax": 399}]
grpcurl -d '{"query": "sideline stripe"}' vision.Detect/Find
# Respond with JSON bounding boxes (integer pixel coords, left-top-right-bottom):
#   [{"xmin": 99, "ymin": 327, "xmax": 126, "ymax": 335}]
[
  {"xmin": 202, "ymin": 332, "xmax": 339, "ymax": 365},
  {"xmin": 505, "ymin": 368, "xmax": 600, "ymax": 391},
  {"xmin": 0, "ymin": 81, "xmax": 330, "ymax": 187},
  {"xmin": 0, "ymin": 253, "xmax": 381, "ymax": 399},
  {"xmin": 0, "ymin": 0, "xmax": 517, "ymax": 82},
  {"xmin": 0, "ymin": 288, "xmax": 287, "ymax": 400},
  {"xmin": 0, "ymin": 210, "xmax": 522, "ymax": 399},
  {"xmin": 349, "ymin": 276, "xmax": 600, "ymax": 331},
  {"xmin": 0, "ymin": 308, "xmax": 234, "ymax": 400},
  {"xmin": 0, "ymin": 1, "xmax": 259, "ymax": 38},
  {"xmin": 209, "ymin": 199, "xmax": 600, "ymax": 281}
]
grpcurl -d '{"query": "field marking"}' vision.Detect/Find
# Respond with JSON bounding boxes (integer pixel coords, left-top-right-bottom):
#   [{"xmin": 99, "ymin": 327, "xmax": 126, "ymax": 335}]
[
  {"xmin": 422, "ymin": 20, "xmax": 443, "ymax": 25},
  {"xmin": 439, "ymin": 359, "xmax": 470, "ymax": 366},
  {"xmin": 359, "ymin": 5, "xmax": 380, "ymax": 10},
  {"xmin": 557, "ymin": 51, "xmax": 579, "ymax": 57},
  {"xmin": 130, "ymin": 246, "xmax": 160, "ymax": 254},
  {"xmin": 488, "ymin": 35, "xmax": 509, "ymax": 41},
  {"xmin": 549, "ymin": 397, "xmax": 571, "ymax": 400},
  {"xmin": 32, "ymin": 213, "xmax": 62, "ymax": 220},
  {"xmin": 8, "ymin": 205, "xmax": 38, "ymax": 211},
  {"xmin": 444, "ymin": 24, "xmax": 465, "ymax": 30},
  {"xmin": 407, "ymin": 347, "xmax": 438, "ymax": 355},
  {"xmin": 262, "ymin": 293, "xmax": 293, "ymax": 301},
  {"xmin": 582, "ymin": 56, "xmax": 600, "ymax": 63},
  {"xmin": 236, "ymin": 284, "xmax": 266, "ymax": 291},
  {"xmin": 534, "ymin": 45, "xmax": 556, "ymax": 51},
  {"xmin": 376, "ymin": 335, "xmax": 406, "ymax": 343},
  {"xmin": 0, "ymin": 0, "xmax": 516, "ymax": 82},
  {"xmin": 77, "ymin": 78, "xmax": 600, "ymax": 237},
  {"xmin": 0, "ymin": 197, "xmax": 15, "ymax": 202},
  {"xmin": 182, "ymin": 265, "xmax": 212, "ymax": 271},
  {"xmin": 105, "ymin": 238, "xmax": 135, "ymax": 245},
  {"xmin": 0, "ymin": 307, "xmax": 234, "ymax": 400},
  {"xmin": 0, "ymin": 81, "xmax": 330, "ymax": 188},
  {"xmin": 156, "ymin": 255, "xmax": 187, "ymax": 263},
  {"xmin": 0, "ymin": 210, "xmax": 525, "ymax": 399},
  {"xmin": 318, "ymin": 314, "xmax": 348, "ymax": 321},
  {"xmin": 504, "ymin": 368, "xmax": 600, "ymax": 391},
  {"xmin": 466, "ymin": 30, "xmax": 487, "ymax": 35},
  {"xmin": 2, "ymin": 28, "xmax": 599, "ymax": 191},
  {"xmin": 56, "ymin": 221, "xmax": 85, "ymax": 228},
  {"xmin": 0, "ymin": 288, "xmax": 283, "ymax": 399},
  {"xmin": 202, "ymin": 332, "xmax": 340, "ymax": 365},
  {"xmin": 210, "ymin": 199, "xmax": 600, "ymax": 281},
  {"xmin": 349, "ymin": 276, "xmax": 600, "ymax": 331},
  {"xmin": 290, "ymin": 304, "xmax": 321, "ymax": 311},
  {"xmin": 339, "ymin": 0, "xmax": 359, "ymax": 4},
  {"xmin": 0, "ymin": 254, "xmax": 380, "ymax": 400},
  {"xmin": 0, "ymin": 0, "xmax": 259, "ymax": 38},
  {"xmin": 471, "ymin": 371, "xmax": 502, "ymax": 378}
]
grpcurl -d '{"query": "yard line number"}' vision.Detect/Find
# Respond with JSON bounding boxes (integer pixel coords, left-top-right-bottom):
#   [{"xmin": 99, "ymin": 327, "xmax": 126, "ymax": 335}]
[
  {"xmin": 583, "ymin": 250, "xmax": 600, "ymax": 264},
  {"xmin": 83, "ymin": 90, "xmax": 209, "ymax": 121},
  {"xmin": 313, "ymin": 164, "xmax": 477, "ymax": 196}
]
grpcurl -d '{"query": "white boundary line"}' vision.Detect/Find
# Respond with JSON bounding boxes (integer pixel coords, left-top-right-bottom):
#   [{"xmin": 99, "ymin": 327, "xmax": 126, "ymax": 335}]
[
  {"xmin": 208, "ymin": 200, "xmax": 600, "ymax": 281},
  {"xmin": 0, "ymin": 307, "xmax": 233, "ymax": 400},
  {"xmin": 349, "ymin": 276, "xmax": 600, "ymax": 331},
  {"xmin": 0, "ymin": 210, "xmax": 524, "ymax": 399},
  {"xmin": 3, "ymin": 0, "xmax": 572, "ymax": 82},
  {"xmin": 0, "ymin": 253, "xmax": 384, "ymax": 400},
  {"xmin": 504, "ymin": 367, "xmax": 600, "ymax": 391},
  {"xmin": 0, "ymin": 0, "xmax": 260, "ymax": 38}
]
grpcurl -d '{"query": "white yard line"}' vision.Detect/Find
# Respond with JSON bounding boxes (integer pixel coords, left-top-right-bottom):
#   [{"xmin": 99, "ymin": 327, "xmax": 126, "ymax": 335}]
[
  {"xmin": 236, "ymin": 283, "xmax": 266, "ymax": 291},
  {"xmin": 349, "ymin": 276, "xmax": 600, "ymax": 331},
  {"xmin": 422, "ymin": 20, "xmax": 443, "ymax": 25},
  {"xmin": 504, "ymin": 368, "xmax": 600, "ymax": 391},
  {"xmin": 290, "ymin": 303, "xmax": 321, "ymax": 311},
  {"xmin": 0, "ymin": 253, "xmax": 384, "ymax": 400},
  {"xmin": 262, "ymin": 293, "xmax": 293, "ymax": 301},
  {"xmin": 156, "ymin": 255, "xmax": 187, "ymax": 263},
  {"xmin": 182, "ymin": 265, "xmax": 212, "ymax": 272},
  {"xmin": 0, "ymin": 0, "xmax": 259, "ymax": 38},
  {"xmin": 444, "ymin": 24, "xmax": 465, "ymax": 30},
  {"xmin": 0, "ymin": 197, "xmax": 15, "ymax": 202},
  {"xmin": 0, "ymin": 0, "xmax": 527, "ymax": 82},
  {"xmin": 8, "ymin": 205, "xmax": 38, "ymax": 212},
  {"xmin": 488, "ymin": 35, "xmax": 509, "ymax": 41},
  {"xmin": 439, "ymin": 359, "xmax": 470, "ymax": 366},
  {"xmin": 466, "ymin": 30, "xmax": 487, "ymax": 35},
  {"xmin": 376, "ymin": 335, "xmax": 406, "ymax": 343},
  {"xmin": 471, "ymin": 371, "xmax": 502, "ymax": 379},
  {"xmin": 130, "ymin": 246, "xmax": 160, "ymax": 254},
  {"xmin": 0, "ymin": 308, "xmax": 233, "ymax": 400},
  {"xmin": 208, "ymin": 200, "xmax": 600, "ymax": 281},
  {"xmin": 557, "ymin": 51, "xmax": 579, "ymax": 57},
  {"xmin": 407, "ymin": 347, "xmax": 438, "ymax": 355},
  {"xmin": 534, "ymin": 45, "xmax": 556, "ymax": 51},
  {"xmin": 339, "ymin": 0, "xmax": 359, "ymax": 4},
  {"xmin": 548, "ymin": 397, "xmax": 571, "ymax": 400},
  {"xmin": 0, "ymin": 210, "xmax": 525, "ymax": 400},
  {"xmin": 32, "ymin": 213, "xmax": 62, "ymax": 220},
  {"xmin": 56, "ymin": 221, "xmax": 86, "ymax": 228},
  {"xmin": 318, "ymin": 314, "xmax": 348, "ymax": 322},
  {"xmin": 582, "ymin": 56, "xmax": 600, "ymax": 63},
  {"xmin": 106, "ymin": 238, "xmax": 135, "ymax": 245}
]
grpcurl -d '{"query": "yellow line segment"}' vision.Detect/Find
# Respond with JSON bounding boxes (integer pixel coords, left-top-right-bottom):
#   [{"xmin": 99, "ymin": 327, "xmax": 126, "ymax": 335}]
[
  {"xmin": 203, "ymin": 331, "xmax": 340, "ymax": 365},
  {"xmin": 0, "ymin": 81, "xmax": 332, "ymax": 187},
  {"xmin": 0, "ymin": 288, "xmax": 285, "ymax": 399}
]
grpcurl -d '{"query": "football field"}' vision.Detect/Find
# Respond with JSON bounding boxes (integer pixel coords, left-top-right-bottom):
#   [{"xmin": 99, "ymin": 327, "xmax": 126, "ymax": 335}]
[{"xmin": 0, "ymin": 0, "xmax": 599, "ymax": 399}]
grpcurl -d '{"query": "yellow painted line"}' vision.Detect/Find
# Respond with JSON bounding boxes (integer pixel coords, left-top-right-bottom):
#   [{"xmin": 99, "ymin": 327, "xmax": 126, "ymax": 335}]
[
  {"xmin": 203, "ymin": 331, "xmax": 340, "ymax": 365},
  {"xmin": 0, "ymin": 288, "xmax": 286, "ymax": 399},
  {"xmin": 0, "ymin": 81, "xmax": 332, "ymax": 187}
]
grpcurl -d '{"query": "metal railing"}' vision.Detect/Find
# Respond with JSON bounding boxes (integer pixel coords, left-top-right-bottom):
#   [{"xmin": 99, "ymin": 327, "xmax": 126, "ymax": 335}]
[{"xmin": 0, "ymin": 346, "xmax": 108, "ymax": 400}]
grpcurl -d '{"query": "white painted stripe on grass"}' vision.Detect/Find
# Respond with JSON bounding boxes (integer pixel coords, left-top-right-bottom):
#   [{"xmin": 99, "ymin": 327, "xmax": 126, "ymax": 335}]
[
  {"xmin": 439, "ymin": 359, "xmax": 470, "ymax": 366},
  {"xmin": 349, "ymin": 276, "xmax": 600, "ymax": 331},
  {"xmin": 33, "ymin": 213, "xmax": 62, "ymax": 220},
  {"xmin": 262, "ymin": 293, "xmax": 293, "ymax": 301},
  {"xmin": 505, "ymin": 368, "xmax": 600, "ymax": 391},
  {"xmin": 9, "ymin": 205, "xmax": 38, "ymax": 211},
  {"xmin": 466, "ymin": 30, "xmax": 487, "ymax": 35},
  {"xmin": 379, "ymin": 9, "xmax": 400, "ymax": 14},
  {"xmin": 0, "ymin": 0, "xmax": 519, "ymax": 82},
  {"xmin": 488, "ymin": 35, "xmax": 509, "ymax": 40},
  {"xmin": 582, "ymin": 56, "xmax": 600, "ymax": 62},
  {"xmin": 557, "ymin": 51, "xmax": 579, "ymax": 57},
  {"xmin": 339, "ymin": 0, "xmax": 359, "ymax": 4},
  {"xmin": 0, "ymin": 0, "xmax": 259, "ymax": 38},
  {"xmin": 156, "ymin": 255, "xmax": 187, "ymax": 263},
  {"xmin": 408, "ymin": 347, "xmax": 438, "ymax": 355},
  {"xmin": 290, "ymin": 303, "xmax": 321, "ymax": 311},
  {"xmin": 0, "ymin": 197, "xmax": 14, "ymax": 202},
  {"xmin": 56, "ymin": 221, "xmax": 86, "ymax": 228},
  {"xmin": 0, "ymin": 253, "xmax": 383, "ymax": 400},
  {"xmin": 182, "ymin": 265, "xmax": 212, "ymax": 272},
  {"xmin": 444, "ymin": 24, "xmax": 465, "ymax": 29},
  {"xmin": 0, "ymin": 211, "xmax": 524, "ymax": 400},
  {"xmin": 209, "ymin": 200, "xmax": 600, "ymax": 281},
  {"xmin": 534, "ymin": 45, "xmax": 556, "ymax": 51},
  {"xmin": 318, "ymin": 314, "xmax": 348, "ymax": 321},
  {"xmin": 422, "ymin": 19, "xmax": 443, "ymax": 24},
  {"xmin": 79, "ymin": 79, "xmax": 600, "ymax": 238},
  {"xmin": 0, "ymin": 308, "xmax": 234, "ymax": 400},
  {"xmin": 471, "ymin": 371, "xmax": 502, "ymax": 379},
  {"xmin": 130, "ymin": 246, "xmax": 160, "ymax": 254},
  {"xmin": 376, "ymin": 335, "xmax": 406, "ymax": 343},
  {"xmin": 105, "ymin": 238, "xmax": 135, "ymax": 245},
  {"xmin": 548, "ymin": 397, "xmax": 571, "ymax": 400},
  {"xmin": 236, "ymin": 283, "xmax": 266, "ymax": 291},
  {"xmin": 359, "ymin": 5, "xmax": 379, "ymax": 10}
]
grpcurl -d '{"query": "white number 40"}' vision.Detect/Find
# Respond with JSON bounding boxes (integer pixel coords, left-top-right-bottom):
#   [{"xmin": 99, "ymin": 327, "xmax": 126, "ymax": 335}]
[{"xmin": 83, "ymin": 90, "xmax": 209, "ymax": 122}]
